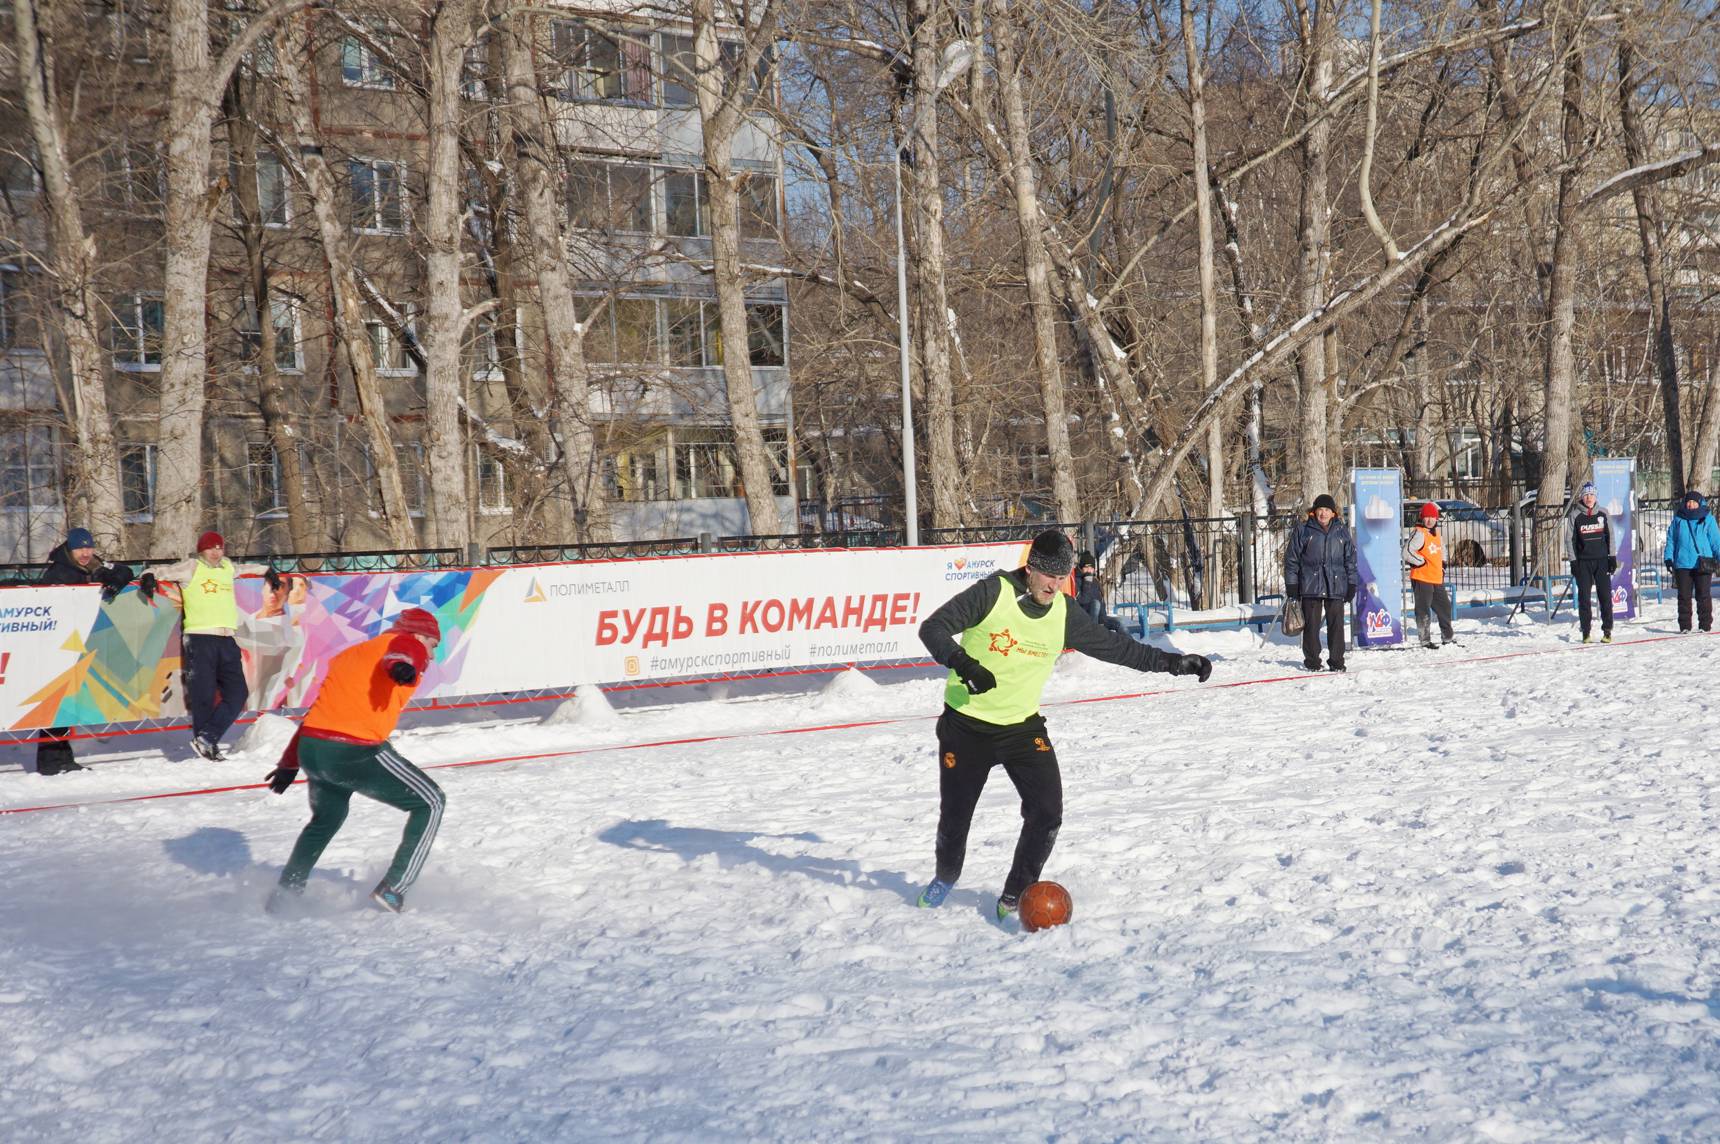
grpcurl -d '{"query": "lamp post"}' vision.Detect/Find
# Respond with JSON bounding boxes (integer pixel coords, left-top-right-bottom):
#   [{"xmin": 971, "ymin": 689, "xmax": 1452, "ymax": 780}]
[{"xmin": 894, "ymin": 41, "xmax": 974, "ymax": 548}]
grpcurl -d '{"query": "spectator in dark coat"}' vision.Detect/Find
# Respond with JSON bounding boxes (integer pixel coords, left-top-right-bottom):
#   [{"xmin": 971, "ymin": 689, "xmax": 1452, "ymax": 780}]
[
  {"xmin": 35, "ymin": 528, "xmax": 153, "ymax": 775},
  {"xmin": 1285, "ymin": 494, "xmax": 1359, "ymax": 672},
  {"xmin": 1074, "ymin": 550, "xmax": 1132, "ymax": 639}
]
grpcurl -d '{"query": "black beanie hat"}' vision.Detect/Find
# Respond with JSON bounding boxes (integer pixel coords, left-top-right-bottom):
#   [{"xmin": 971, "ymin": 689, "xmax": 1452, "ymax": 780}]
[
  {"xmin": 1076, "ymin": 549, "xmax": 1096, "ymax": 569},
  {"xmin": 1311, "ymin": 493, "xmax": 1338, "ymax": 513},
  {"xmin": 1026, "ymin": 530, "xmax": 1077, "ymax": 577}
]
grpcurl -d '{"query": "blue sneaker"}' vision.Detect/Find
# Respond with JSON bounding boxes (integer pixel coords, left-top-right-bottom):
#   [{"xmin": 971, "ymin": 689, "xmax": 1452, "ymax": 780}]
[
  {"xmin": 916, "ymin": 879, "xmax": 952, "ymax": 908},
  {"xmin": 370, "ymin": 881, "xmax": 405, "ymax": 913},
  {"xmin": 995, "ymin": 893, "xmax": 1019, "ymax": 922}
]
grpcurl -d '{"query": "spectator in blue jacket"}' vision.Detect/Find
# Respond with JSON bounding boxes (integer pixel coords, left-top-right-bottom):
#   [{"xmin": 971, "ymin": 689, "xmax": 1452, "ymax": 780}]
[
  {"xmin": 1285, "ymin": 494, "xmax": 1360, "ymax": 672},
  {"xmin": 1664, "ymin": 489, "xmax": 1720, "ymax": 633}
]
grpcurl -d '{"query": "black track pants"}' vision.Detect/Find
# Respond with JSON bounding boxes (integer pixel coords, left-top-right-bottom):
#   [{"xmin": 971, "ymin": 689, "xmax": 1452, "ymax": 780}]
[
  {"xmin": 1675, "ymin": 568, "xmax": 1714, "ymax": 632},
  {"xmin": 1572, "ymin": 558, "xmax": 1614, "ymax": 637},
  {"xmin": 1300, "ymin": 597, "xmax": 1346, "ymax": 669},
  {"xmin": 932, "ymin": 710, "xmax": 1063, "ymax": 900}
]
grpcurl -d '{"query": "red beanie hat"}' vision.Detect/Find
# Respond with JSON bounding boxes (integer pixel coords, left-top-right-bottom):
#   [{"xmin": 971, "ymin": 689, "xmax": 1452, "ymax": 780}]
[
  {"xmin": 392, "ymin": 607, "xmax": 441, "ymax": 642},
  {"xmin": 1418, "ymin": 503, "xmax": 1439, "ymax": 522},
  {"xmin": 197, "ymin": 530, "xmax": 225, "ymax": 552}
]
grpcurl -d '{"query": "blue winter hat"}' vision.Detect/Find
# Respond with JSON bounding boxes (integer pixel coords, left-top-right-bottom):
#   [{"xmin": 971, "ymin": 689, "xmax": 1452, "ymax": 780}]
[
  {"xmin": 65, "ymin": 527, "xmax": 95, "ymax": 550},
  {"xmin": 1579, "ymin": 482, "xmax": 1597, "ymax": 499}
]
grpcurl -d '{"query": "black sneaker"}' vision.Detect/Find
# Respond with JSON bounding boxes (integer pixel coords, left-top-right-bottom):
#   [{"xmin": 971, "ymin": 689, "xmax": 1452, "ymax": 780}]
[
  {"xmin": 1421, "ymin": 641, "xmax": 1438, "ymax": 650},
  {"xmin": 371, "ymin": 880, "xmax": 406, "ymax": 913},
  {"xmin": 1329, "ymin": 662, "xmax": 1347, "ymax": 673},
  {"xmin": 191, "ymin": 735, "xmax": 224, "ymax": 761},
  {"xmin": 1302, "ymin": 661, "xmax": 1323, "ymax": 672},
  {"xmin": 995, "ymin": 893, "xmax": 1019, "ymax": 922}
]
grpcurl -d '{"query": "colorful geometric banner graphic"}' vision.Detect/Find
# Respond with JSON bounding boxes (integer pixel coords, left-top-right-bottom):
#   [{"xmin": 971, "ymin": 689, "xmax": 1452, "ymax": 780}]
[
  {"xmin": 1351, "ymin": 468, "xmax": 1406, "ymax": 647},
  {"xmin": 1, "ymin": 543, "xmax": 1030, "ymax": 732}
]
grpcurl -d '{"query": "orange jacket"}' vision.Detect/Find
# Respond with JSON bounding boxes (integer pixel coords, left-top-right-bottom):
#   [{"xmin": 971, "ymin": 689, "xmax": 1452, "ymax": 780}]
[
  {"xmin": 301, "ymin": 633, "xmax": 429, "ymax": 745},
  {"xmin": 1405, "ymin": 525, "xmax": 1445, "ymax": 585}
]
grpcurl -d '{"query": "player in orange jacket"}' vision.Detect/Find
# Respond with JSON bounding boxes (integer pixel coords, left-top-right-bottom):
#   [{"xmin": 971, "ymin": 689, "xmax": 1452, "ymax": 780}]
[{"xmin": 265, "ymin": 608, "xmax": 446, "ymax": 913}]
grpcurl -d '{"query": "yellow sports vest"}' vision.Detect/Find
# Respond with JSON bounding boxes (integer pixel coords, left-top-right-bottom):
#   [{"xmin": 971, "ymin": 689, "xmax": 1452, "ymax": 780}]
[
  {"xmin": 945, "ymin": 579, "xmax": 1066, "ymax": 725},
  {"xmin": 1410, "ymin": 526, "xmax": 1444, "ymax": 585},
  {"xmin": 182, "ymin": 559, "xmax": 239, "ymax": 634}
]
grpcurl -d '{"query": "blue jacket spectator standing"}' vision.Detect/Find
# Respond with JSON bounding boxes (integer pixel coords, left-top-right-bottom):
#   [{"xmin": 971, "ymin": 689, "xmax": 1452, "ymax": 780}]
[
  {"xmin": 1664, "ymin": 490, "xmax": 1720, "ymax": 633},
  {"xmin": 1285, "ymin": 494, "xmax": 1359, "ymax": 672}
]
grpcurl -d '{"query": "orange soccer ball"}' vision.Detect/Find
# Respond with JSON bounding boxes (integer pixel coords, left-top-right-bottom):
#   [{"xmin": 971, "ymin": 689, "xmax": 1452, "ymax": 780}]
[{"xmin": 1019, "ymin": 881, "xmax": 1073, "ymax": 932}]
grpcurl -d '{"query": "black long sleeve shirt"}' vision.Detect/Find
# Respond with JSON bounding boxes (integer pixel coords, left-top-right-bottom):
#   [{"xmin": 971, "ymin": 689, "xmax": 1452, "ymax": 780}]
[{"xmin": 919, "ymin": 569, "xmax": 1179, "ymax": 676}]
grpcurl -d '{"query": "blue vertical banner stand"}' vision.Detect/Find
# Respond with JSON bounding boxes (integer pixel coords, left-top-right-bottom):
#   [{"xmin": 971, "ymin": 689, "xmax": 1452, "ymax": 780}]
[
  {"xmin": 1591, "ymin": 458, "xmax": 1637, "ymax": 621},
  {"xmin": 1351, "ymin": 468, "xmax": 1405, "ymax": 646}
]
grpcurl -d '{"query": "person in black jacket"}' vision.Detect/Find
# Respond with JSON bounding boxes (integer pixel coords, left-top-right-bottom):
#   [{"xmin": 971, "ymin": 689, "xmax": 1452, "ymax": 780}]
[
  {"xmin": 1567, "ymin": 482, "xmax": 1616, "ymax": 644},
  {"xmin": 913, "ymin": 530, "xmax": 1212, "ymax": 923},
  {"xmin": 1073, "ymin": 550, "xmax": 1132, "ymax": 638},
  {"xmin": 35, "ymin": 528, "xmax": 155, "ymax": 774},
  {"xmin": 1284, "ymin": 494, "xmax": 1359, "ymax": 672}
]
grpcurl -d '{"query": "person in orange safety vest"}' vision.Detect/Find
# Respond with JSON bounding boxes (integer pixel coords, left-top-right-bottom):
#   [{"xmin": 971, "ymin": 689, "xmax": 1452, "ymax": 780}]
[{"xmin": 1404, "ymin": 503, "xmax": 1455, "ymax": 649}]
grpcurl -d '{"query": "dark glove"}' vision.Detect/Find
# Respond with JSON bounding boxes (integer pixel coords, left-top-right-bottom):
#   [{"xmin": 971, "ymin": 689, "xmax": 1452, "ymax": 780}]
[
  {"xmin": 1568, "ymin": 560, "xmax": 1578, "ymax": 578},
  {"xmin": 138, "ymin": 572, "xmax": 158, "ymax": 602},
  {"xmin": 1666, "ymin": 559, "xmax": 1675, "ymax": 573},
  {"xmin": 388, "ymin": 660, "xmax": 419, "ymax": 685},
  {"xmin": 264, "ymin": 766, "xmax": 298, "ymax": 795},
  {"xmin": 264, "ymin": 567, "xmax": 284, "ymax": 591},
  {"xmin": 949, "ymin": 652, "xmax": 996, "ymax": 695},
  {"xmin": 1607, "ymin": 557, "xmax": 1618, "ymax": 575},
  {"xmin": 1174, "ymin": 653, "xmax": 1212, "ymax": 683},
  {"xmin": 100, "ymin": 583, "xmax": 121, "ymax": 604},
  {"xmin": 1347, "ymin": 586, "xmax": 1357, "ymax": 603}
]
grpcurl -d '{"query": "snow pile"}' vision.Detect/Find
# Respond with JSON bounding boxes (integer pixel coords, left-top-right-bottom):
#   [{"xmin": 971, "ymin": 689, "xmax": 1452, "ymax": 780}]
[
  {"xmin": 541, "ymin": 684, "xmax": 621, "ymax": 728},
  {"xmin": 809, "ymin": 666, "xmax": 883, "ymax": 708},
  {"xmin": 229, "ymin": 711, "xmax": 299, "ymax": 761}
]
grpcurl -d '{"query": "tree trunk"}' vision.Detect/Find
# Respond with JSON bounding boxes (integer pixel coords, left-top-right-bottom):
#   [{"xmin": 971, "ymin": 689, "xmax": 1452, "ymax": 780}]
[
  {"xmin": 499, "ymin": 3, "xmax": 607, "ymax": 540},
  {"xmin": 275, "ymin": 16, "xmax": 417, "ymax": 549},
  {"xmin": 423, "ymin": 0, "xmax": 478, "ymax": 551},
  {"xmin": 226, "ymin": 86, "xmax": 318, "ymax": 552},
  {"xmin": 1184, "ymin": 0, "xmax": 1223, "ymax": 564},
  {"xmin": 1534, "ymin": 35, "xmax": 1586, "ymax": 571},
  {"xmin": 1616, "ymin": 34, "xmax": 1684, "ymax": 495},
  {"xmin": 1689, "ymin": 360, "xmax": 1720, "ymax": 491},
  {"xmin": 12, "ymin": 0, "xmax": 126, "ymax": 551},
  {"xmin": 1294, "ymin": 0, "xmax": 1334, "ymax": 505},
  {"xmin": 992, "ymin": 0, "xmax": 1078, "ymax": 522},
  {"xmin": 907, "ymin": 0, "xmax": 962, "ymax": 527}
]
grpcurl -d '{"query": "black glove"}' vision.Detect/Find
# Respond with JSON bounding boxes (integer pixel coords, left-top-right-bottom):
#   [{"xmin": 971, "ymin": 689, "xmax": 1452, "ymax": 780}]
[
  {"xmin": 1347, "ymin": 586, "xmax": 1357, "ymax": 603},
  {"xmin": 138, "ymin": 572, "xmax": 158, "ymax": 602},
  {"xmin": 1666, "ymin": 559, "xmax": 1675, "ymax": 573},
  {"xmin": 1286, "ymin": 583, "xmax": 1299, "ymax": 600},
  {"xmin": 264, "ymin": 567, "xmax": 284, "ymax": 591},
  {"xmin": 1568, "ymin": 560, "xmax": 1578, "ymax": 578},
  {"xmin": 1174, "ymin": 653, "xmax": 1212, "ymax": 683},
  {"xmin": 264, "ymin": 766, "xmax": 298, "ymax": 794},
  {"xmin": 388, "ymin": 660, "xmax": 419, "ymax": 685},
  {"xmin": 100, "ymin": 583, "xmax": 121, "ymax": 604},
  {"xmin": 949, "ymin": 652, "xmax": 996, "ymax": 695},
  {"xmin": 1607, "ymin": 556, "xmax": 1618, "ymax": 575}
]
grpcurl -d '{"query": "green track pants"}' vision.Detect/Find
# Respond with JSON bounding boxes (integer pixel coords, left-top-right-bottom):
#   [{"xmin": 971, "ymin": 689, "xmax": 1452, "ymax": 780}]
[{"xmin": 278, "ymin": 737, "xmax": 445, "ymax": 893}]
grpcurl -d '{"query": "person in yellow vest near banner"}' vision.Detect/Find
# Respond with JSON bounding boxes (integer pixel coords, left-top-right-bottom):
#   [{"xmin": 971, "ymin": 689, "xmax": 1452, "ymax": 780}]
[
  {"xmin": 914, "ymin": 530, "xmax": 1213, "ymax": 923},
  {"xmin": 1404, "ymin": 502, "xmax": 1455, "ymax": 649},
  {"xmin": 154, "ymin": 531, "xmax": 283, "ymax": 760},
  {"xmin": 264, "ymin": 608, "xmax": 445, "ymax": 914}
]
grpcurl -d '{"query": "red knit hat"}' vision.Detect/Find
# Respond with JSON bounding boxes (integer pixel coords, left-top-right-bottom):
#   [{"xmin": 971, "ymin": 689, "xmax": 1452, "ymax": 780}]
[
  {"xmin": 1419, "ymin": 503, "xmax": 1440, "ymax": 521},
  {"xmin": 197, "ymin": 530, "xmax": 225, "ymax": 552},
  {"xmin": 392, "ymin": 607, "xmax": 442, "ymax": 642}
]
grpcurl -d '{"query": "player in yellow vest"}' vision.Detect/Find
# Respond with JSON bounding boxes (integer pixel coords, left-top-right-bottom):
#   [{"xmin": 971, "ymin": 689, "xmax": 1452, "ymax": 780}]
[
  {"xmin": 914, "ymin": 530, "xmax": 1212, "ymax": 922},
  {"xmin": 1404, "ymin": 503, "xmax": 1455, "ymax": 649},
  {"xmin": 155, "ymin": 530, "xmax": 283, "ymax": 759}
]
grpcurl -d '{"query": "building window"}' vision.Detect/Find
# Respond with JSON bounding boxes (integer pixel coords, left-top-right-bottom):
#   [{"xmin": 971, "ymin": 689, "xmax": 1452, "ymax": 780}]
[
  {"xmin": 90, "ymin": 0, "xmax": 153, "ymax": 62},
  {"xmin": 476, "ymin": 447, "xmax": 510, "ymax": 513},
  {"xmin": 663, "ymin": 169, "xmax": 708, "ymax": 237},
  {"xmin": 0, "ymin": 426, "xmax": 61, "ymax": 512},
  {"xmin": 119, "ymin": 442, "xmax": 155, "ymax": 518},
  {"xmin": 552, "ymin": 21, "xmax": 651, "ymax": 103},
  {"xmin": 589, "ymin": 296, "xmax": 661, "ymax": 365},
  {"xmin": 366, "ymin": 442, "xmax": 426, "ymax": 516},
  {"xmin": 566, "ymin": 160, "xmax": 653, "ymax": 233},
  {"xmin": 350, "ymin": 158, "xmax": 405, "ymax": 233},
  {"xmin": 0, "ymin": 269, "xmax": 39, "ymax": 350},
  {"xmin": 0, "ymin": 150, "xmax": 39, "ymax": 198},
  {"xmin": 365, "ymin": 308, "xmax": 417, "ymax": 375},
  {"xmin": 341, "ymin": 24, "xmax": 395, "ymax": 89},
  {"xmin": 105, "ymin": 144, "xmax": 162, "ymax": 213},
  {"xmin": 659, "ymin": 32, "xmax": 696, "ymax": 107},
  {"xmin": 257, "ymin": 152, "xmax": 289, "ymax": 227},
  {"xmin": 247, "ymin": 442, "xmax": 285, "ymax": 518},
  {"xmin": 111, "ymin": 293, "xmax": 163, "ymax": 368},
  {"xmin": 747, "ymin": 303, "xmax": 786, "ymax": 367},
  {"xmin": 674, "ymin": 429, "xmax": 737, "ymax": 499},
  {"xmin": 740, "ymin": 174, "xmax": 779, "ymax": 240},
  {"xmin": 664, "ymin": 299, "xmax": 709, "ymax": 367},
  {"xmin": 461, "ymin": 38, "xmax": 491, "ymax": 101},
  {"xmin": 613, "ymin": 436, "xmax": 671, "ymax": 501},
  {"xmin": 242, "ymin": 296, "xmax": 302, "ymax": 372}
]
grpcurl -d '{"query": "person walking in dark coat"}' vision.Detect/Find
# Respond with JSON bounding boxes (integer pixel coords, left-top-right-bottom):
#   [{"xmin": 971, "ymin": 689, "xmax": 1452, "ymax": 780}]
[
  {"xmin": 35, "ymin": 528, "xmax": 153, "ymax": 774},
  {"xmin": 1567, "ymin": 482, "xmax": 1616, "ymax": 644},
  {"xmin": 1285, "ymin": 494, "xmax": 1359, "ymax": 672},
  {"xmin": 1074, "ymin": 550, "xmax": 1132, "ymax": 639},
  {"xmin": 1664, "ymin": 490, "xmax": 1720, "ymax": 633}
]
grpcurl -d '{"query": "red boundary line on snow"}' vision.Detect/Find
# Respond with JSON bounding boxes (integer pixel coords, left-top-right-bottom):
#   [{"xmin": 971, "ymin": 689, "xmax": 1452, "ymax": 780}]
[{"xmin": 0, "ymin": 629, "xmax": 1698, "ymax": 818}]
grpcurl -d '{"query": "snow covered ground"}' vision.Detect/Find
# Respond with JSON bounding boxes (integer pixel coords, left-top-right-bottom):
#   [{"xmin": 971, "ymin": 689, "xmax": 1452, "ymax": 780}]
[{"xmin": 5, "ymin": 604, "xmax": 1720, "ymax": 1140}]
